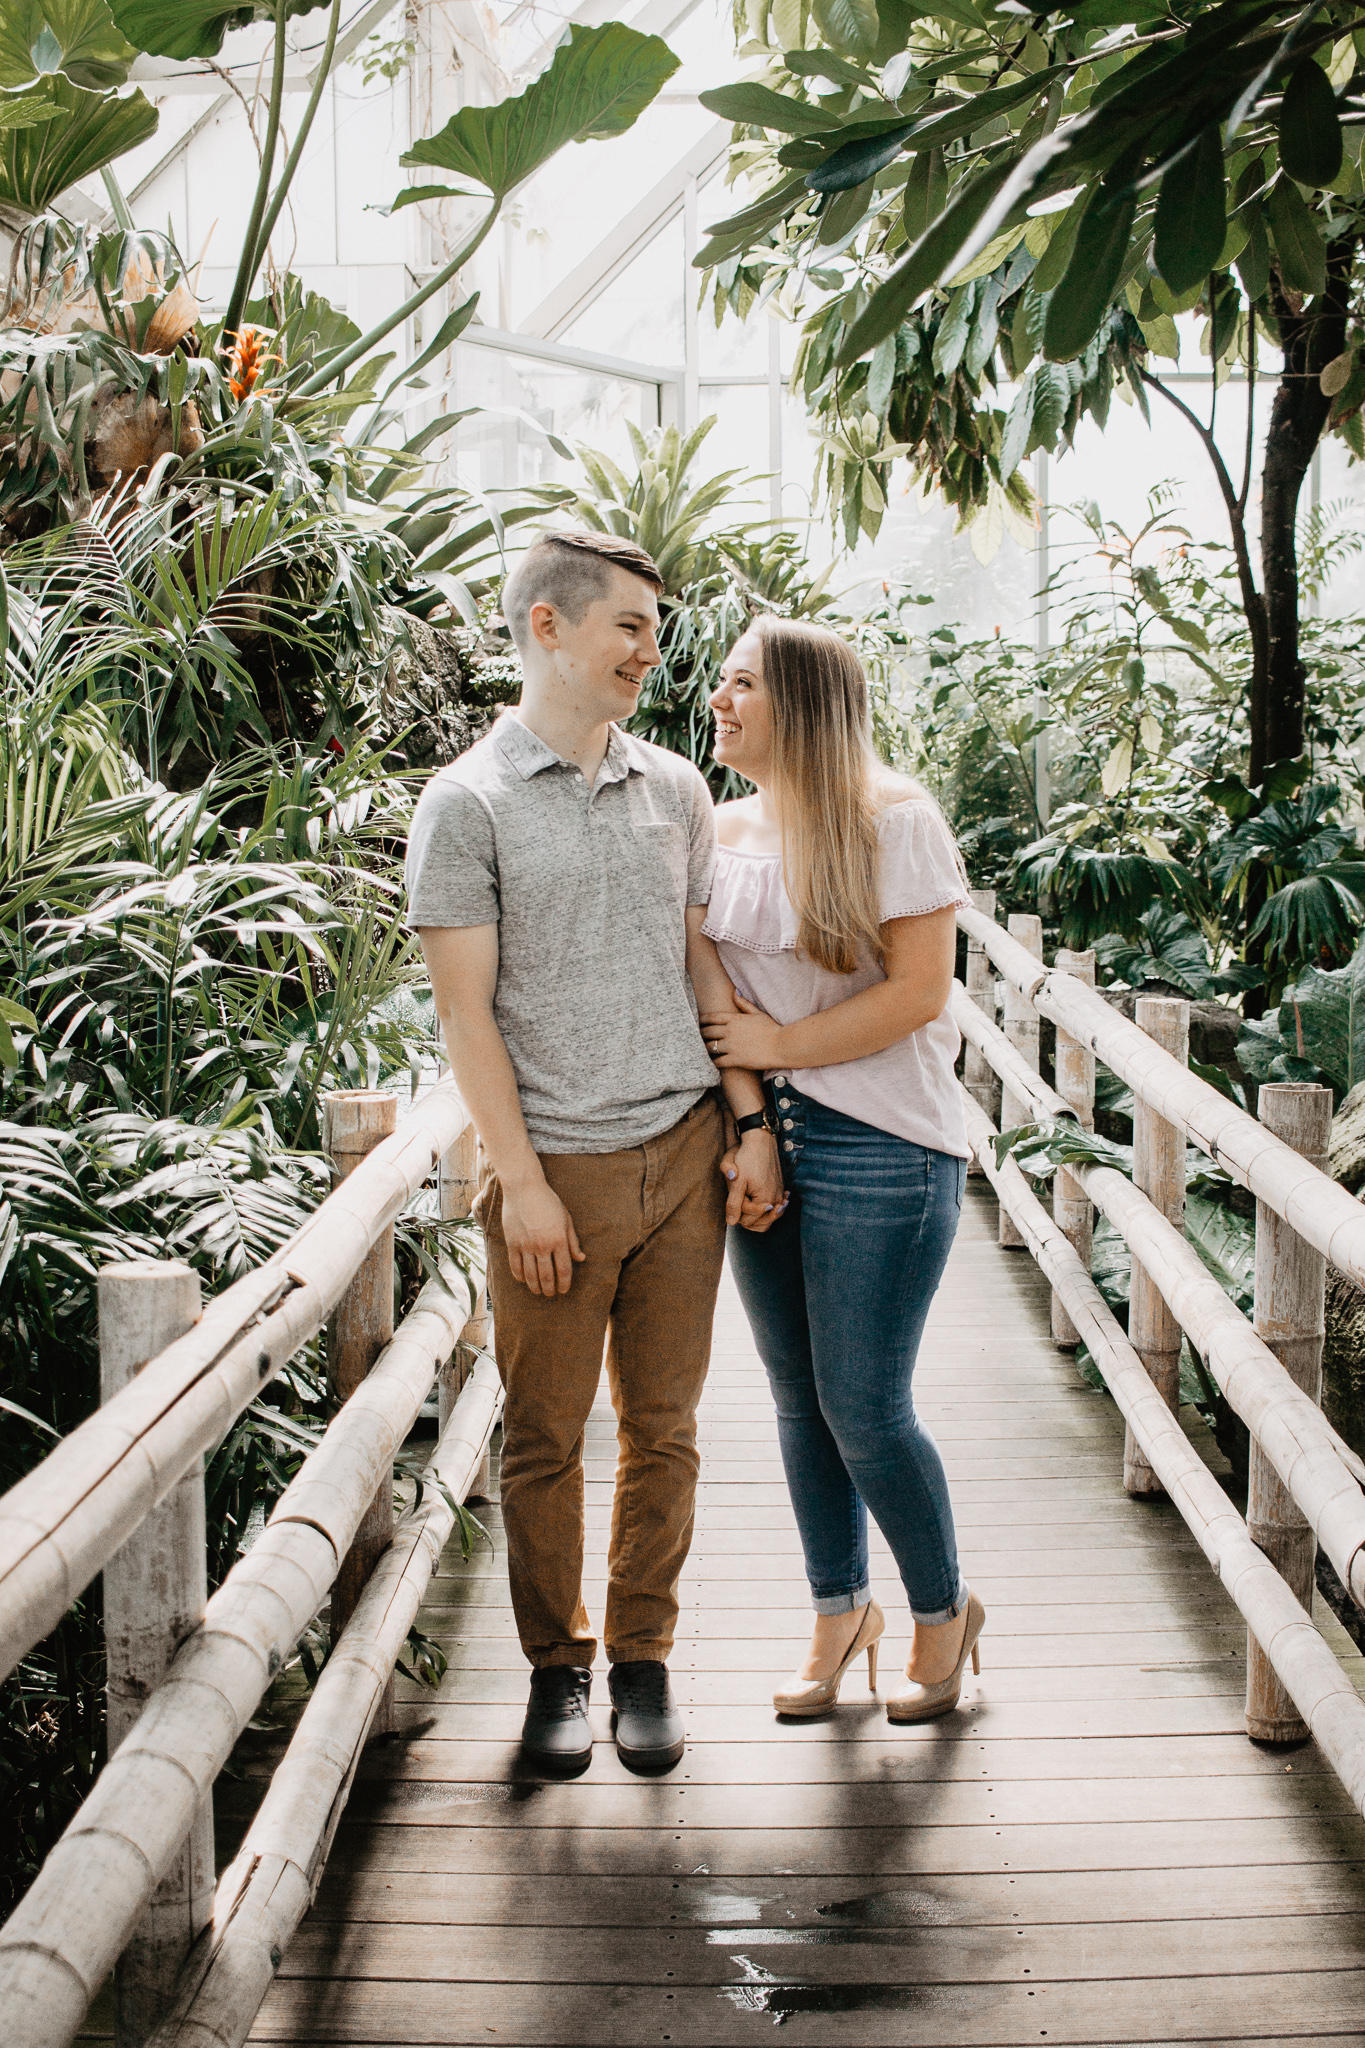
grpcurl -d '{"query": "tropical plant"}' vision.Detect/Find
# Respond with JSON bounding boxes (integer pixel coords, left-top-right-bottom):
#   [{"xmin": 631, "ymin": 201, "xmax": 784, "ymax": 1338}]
[
  {"xmin": 548, "ymin": 416, "xmax": 764, "ymax": 596},
  {"xmin": 0, "ymin": 7, "xmax": 678, "ymax": 557},
  {"xmin": 0, "ymin": 553, "xmax": 484, "ymax": 1911},
  {"xmin": 698, "ymin": 0, "xmax": 1365, "ymax": 801},
  {"xmin": 1095, "ymin": 906, "xmax": 1218, "ymax": 1000},
  {"xmin": 895, "ymin": 490, "xmax": 1365, "ymax": 991}
]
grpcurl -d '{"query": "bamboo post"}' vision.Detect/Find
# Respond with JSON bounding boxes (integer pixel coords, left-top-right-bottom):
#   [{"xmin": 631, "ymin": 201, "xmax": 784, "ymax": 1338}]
[
  {"xmin": 999, "ymin": 913, "xmax": 1043, "ymax": 1247},
  {"xmin": 437, "ymin": 1123, "xmax": 479, "ymax": 1433},
  {"xmin": 1051, "ymin": 948, "xmax": 1096, "ymax": 1346},
  {"xmin": 144, "ymin": 1356, "xmax": 503, "ymax": 2048},
  {"xmin": 957, "ymin": 901, "xmax": 1365, "ymax": 1294},
  {"xmin": 100, "ymin": 1262, "xmax": 212, "ymax": 2048},
  {"xmin": 959, "ymin": 1080, "xmax": 1365, "ymax": 1816},
  {"xmin": 0, "ymin": 1276, "xmax": 475, "ymax": 2045},
  {"xmin": 1246, "ymin": 1082, "xmax": 1334, "ymax": 1742},
  {"xmin": 0, "ymin": 1081, "xmax": 471, "ymax": 1694},
  {"xmin": 439, "ymin": 1123, "xmax": 496, "ymax": 1500},
  {"xmin": 1125, "ymin": 997, "xmax": 1189, "ymax": 1496},
  {"xmin": 963, "ymin": 888, "xmax": 1001, "ymax": 1167},
  {"xmin": 323, "ymin": 1089, "xmax": 398, "ymax": 1734},
  {"xmin": 949, "ymin": 968, "xmax": 1365, "ymax": 1597}
]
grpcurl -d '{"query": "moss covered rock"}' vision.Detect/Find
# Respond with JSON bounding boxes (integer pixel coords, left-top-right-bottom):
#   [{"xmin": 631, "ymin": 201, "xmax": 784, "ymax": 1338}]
[{"xmin": 376, "ymin": 610, "xmax": 521, "ymax": 767}]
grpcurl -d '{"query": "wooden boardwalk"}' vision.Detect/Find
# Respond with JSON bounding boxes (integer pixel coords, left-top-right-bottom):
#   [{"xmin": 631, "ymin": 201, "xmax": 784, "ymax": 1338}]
[{"xmin": 248, "ymin": 1183, "xmax": 1365, "ymax": 2045}]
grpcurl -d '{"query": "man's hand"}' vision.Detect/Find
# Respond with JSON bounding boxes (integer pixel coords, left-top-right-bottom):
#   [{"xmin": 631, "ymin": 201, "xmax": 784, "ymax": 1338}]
[
  {"xmin": 501, "ymin": 1174, "xmax": 586, "ymax": 1296},
  {"xmin": 722, "ymin": 1129, "xmax": 787, "ymax": 1232},
  {"xmin": 701, "ymin": 993, "xmax": 785, "ymax": 1071}
]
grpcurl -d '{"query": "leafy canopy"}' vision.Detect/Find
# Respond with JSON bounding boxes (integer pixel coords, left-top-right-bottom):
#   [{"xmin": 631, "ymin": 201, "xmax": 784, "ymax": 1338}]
[{"xmin": 698, "ymin": 0, "xmax": 1365, "ymax": 545}]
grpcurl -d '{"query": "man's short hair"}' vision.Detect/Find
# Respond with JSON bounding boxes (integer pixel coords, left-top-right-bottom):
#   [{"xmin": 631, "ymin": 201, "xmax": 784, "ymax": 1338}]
[{"xmin": 501, "ymin": 527, "xmax": 663, "ymax": 653}]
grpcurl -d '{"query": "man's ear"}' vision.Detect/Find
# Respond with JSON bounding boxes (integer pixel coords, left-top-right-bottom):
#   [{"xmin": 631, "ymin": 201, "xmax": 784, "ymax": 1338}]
[{"xmin": 528, "ymin": 600, "xmax": 560, "ymax": 651}]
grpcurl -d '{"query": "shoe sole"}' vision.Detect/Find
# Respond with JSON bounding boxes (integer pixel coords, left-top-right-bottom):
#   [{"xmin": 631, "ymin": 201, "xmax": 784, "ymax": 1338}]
[
  {"xmin": 610, "ymin": 1710, "xmax": 685, "ymax": 1773},
  {"xmin": 886, "ymin": 1687, "xmax": 963, "ymax": 1724},
  {"xmin": 615, "ymin": 1736, "xmax": 685, "ymax": 1772},
  {"xmin": 519, "ymin": 1737, "xmax": 593, "ymax": 1776}
]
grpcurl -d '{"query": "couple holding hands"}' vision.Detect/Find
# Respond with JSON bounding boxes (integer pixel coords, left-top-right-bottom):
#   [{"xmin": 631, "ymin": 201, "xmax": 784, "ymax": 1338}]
[{"xmin": 407, "ymin": 527, "xmax": 984, "ymax": 1776}]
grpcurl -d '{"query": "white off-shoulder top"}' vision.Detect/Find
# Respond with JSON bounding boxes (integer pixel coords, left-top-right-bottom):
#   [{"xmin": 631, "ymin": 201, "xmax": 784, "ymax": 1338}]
[{"xmin": 702, "ymin": 798, "xmax": 971, "ymax": 1158}]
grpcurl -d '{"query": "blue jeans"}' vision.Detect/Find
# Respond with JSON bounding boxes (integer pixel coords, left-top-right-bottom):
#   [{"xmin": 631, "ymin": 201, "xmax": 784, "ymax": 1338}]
[{"xmin": 727, "ymin": 1082, "xmax": 967, "ymax": 1624}]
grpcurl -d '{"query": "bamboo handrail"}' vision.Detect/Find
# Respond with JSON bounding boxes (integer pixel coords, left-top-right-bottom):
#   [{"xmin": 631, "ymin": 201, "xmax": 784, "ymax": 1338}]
[
  {"xmin": 950, "ymin": 982, "xmax": 1073, "ymax": 1124},
  {"xmin": 0, "ymin": 1272, "xmax": 482, "ymax": 2045},
  {"xmin": 144, "ymin": 1353, "xmax": 504, "ymax": 2048},
  {"xmin": 956, "ymin": 903, "xmax": 1365, "ymax": 1292},
  {"xmin": 960, "ymin": 1088, "xmax": 1365, "ymax": 1816},
  {"xmin": 950, "ymin": 975, "xmax": 1365, "ymax": 1602},
  {"xmin": 0, "ymin": 1081, "xmax": 471, "ymax": 1687}
]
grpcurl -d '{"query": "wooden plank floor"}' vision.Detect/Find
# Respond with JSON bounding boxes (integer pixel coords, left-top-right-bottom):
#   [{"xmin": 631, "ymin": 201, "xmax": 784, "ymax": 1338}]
[{"xmin": 251, "ymin": 1182, "xmax": 1365, "ymax": 2045}]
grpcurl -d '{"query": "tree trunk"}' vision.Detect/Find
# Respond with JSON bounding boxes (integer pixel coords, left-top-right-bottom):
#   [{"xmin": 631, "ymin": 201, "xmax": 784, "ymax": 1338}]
[{"xmin": 1254, "ymin": 236, "xmax": 1358, "ymax": 785}]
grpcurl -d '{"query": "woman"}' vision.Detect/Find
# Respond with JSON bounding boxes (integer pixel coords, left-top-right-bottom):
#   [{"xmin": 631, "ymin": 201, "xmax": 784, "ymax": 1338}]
[{"xmin": 697, "ymin": 615, "xmax": 982, "ymax": 1723}]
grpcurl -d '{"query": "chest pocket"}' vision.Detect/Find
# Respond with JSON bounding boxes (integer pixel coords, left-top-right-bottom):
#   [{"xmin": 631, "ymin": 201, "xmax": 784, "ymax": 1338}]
[{"xmin": 631, "ymin": 821, "xmax": 690, "ymax": 913}]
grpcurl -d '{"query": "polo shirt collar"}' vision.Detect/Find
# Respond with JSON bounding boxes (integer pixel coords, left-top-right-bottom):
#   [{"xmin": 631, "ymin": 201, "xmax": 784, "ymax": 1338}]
[{"xmin": 492, "ymin": 709, "xmax": 646, "ymax": 785}]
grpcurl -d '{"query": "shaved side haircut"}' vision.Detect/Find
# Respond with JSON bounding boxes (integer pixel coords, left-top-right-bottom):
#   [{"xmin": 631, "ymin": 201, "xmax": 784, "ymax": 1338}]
[{"xmin": 501, "ymin": 527, "xmax": 664, "ymax": 653}]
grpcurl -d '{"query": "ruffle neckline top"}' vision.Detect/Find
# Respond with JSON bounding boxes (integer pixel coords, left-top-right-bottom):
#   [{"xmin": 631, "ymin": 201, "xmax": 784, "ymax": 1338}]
[{"xmin": 702, "ymin": 797, "xmax": 972, "ymax": 1159}]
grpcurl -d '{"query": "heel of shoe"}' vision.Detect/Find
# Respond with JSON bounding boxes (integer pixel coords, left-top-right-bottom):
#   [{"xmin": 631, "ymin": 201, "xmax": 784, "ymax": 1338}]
[
  {"xmin": 971, "ymin": 1642, "xmax": 980, "ymax": 1676},
  {"xmin": 867, "ymin": 1639, "xmax": 879, "ymax": 1691}
]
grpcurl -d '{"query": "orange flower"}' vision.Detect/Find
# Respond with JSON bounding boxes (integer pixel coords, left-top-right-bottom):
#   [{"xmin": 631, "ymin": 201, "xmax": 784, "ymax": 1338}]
[{"xmin": 226, "ymin": 325, "xmax": 277, "ymax": 402}]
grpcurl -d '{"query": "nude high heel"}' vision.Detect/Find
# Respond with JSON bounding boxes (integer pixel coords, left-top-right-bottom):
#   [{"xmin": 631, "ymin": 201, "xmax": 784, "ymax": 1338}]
[
  {"xmin": 886, "ymin": 1590, "xmax": 985, "ymax": 1724},
  {"xmin": 773, "ymin": 1599, "xmax": 885, "ymax": 1717}
]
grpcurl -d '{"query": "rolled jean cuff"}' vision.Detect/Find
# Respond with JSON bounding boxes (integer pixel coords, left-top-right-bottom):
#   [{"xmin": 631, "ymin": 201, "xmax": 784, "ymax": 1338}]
[
  {"xmin": 911, "ymin": 1575, "xmax": 969, "ymax": 1627},
  {"xmin": 812, "ymin": 1582, "xmax": 872, "ymax": 1616}
]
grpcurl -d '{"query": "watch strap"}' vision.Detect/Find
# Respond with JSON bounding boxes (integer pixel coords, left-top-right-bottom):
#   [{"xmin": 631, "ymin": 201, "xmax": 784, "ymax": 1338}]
[{"xmin": 734, "ymin": 1108, "xmax": 776, "ymax": 1137}]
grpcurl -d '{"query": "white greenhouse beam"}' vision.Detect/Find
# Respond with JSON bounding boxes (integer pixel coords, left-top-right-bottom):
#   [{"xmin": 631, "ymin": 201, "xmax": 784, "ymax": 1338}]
[
  {"xmin": 520, "ymin": 119, "xmax": 730, "ymax": 341},
  {"xmin": 125, "ymin": 0, "xmax": 397, "ymax": 207},
  {"xmin": 517, "ymin": 0, "xmax": 703, "ymax": 82}
]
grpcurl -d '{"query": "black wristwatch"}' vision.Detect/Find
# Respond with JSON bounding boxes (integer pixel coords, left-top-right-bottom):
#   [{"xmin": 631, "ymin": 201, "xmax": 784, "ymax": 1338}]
[{"xmin": 734, "ymin": 1107, "xmax": 778, "ymax": 1138}]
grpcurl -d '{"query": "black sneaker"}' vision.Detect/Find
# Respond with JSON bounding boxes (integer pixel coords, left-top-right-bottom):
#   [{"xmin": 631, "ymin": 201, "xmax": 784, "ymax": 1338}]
[
  {"xmin": 521, "ymin": 1665, "xmax": 593, "ymax": 1775},
  {"xmin": 609, "ymin": 1660, "xmax": 685, "ymax": 1773}
]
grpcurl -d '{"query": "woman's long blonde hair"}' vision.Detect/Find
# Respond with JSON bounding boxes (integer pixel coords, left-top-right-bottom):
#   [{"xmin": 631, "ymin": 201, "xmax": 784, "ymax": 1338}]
[{"xmin": 754, "ymin": 614, "xmax": 960, "ymax": 976}]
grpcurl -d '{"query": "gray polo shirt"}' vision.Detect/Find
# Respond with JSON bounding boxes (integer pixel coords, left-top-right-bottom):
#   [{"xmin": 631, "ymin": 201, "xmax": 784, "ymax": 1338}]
[{"xmin": 405, "ymin": 709, "xmax": 720, "ymax": 1153}]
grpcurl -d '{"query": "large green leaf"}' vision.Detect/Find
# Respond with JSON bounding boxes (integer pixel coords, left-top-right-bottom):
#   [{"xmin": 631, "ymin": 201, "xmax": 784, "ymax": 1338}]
[
  {"xmin": 0, "ymin": 73, "xmax": 156, "ymax": 213},
  {"xmin": 807, "ymin": 119, "xmax": 916, "ymax": 193},
  {"xmin": 1267, "ymin": 171, "xmax": 1326, "ymax": 294},
  {"xmin": 1185, "ymin": 1189, "xmax": 1254, "ymax": 1315},
  {"xmin": 1153, "ymin": 125, "xmax": 1226, "ymax": 294},
  {"xmin": 0, "ymin": 1, "xmax": 135, "ymax": 90},
  {"xmin": 1043, "ymin": 182, "xmax": 1136, "ymax": 362},
  {"xmin": 1278, "ymin": 54, "xmax": 1341, "ymax": 188},
  {"xmin": 1277, "ymin": 963, "xmax": 1352, "ymax": 1093},
  {"xmin": 1236, "ymin": 200, "xmax": 1271, "ymax": 299},
  {"xmin": 399, "ymin": 23, "xmax": 679, "ymax": 205},
  {"xmin": 699, "ymin": 81, "xmax": 837, "ymax": 136},
  {"xmin": 812, "ymin": 0, "xmax": 879, "ymax": 58},
  {"xmin": 805, "ymin": 66, "xmax": 1069, "ymax": 196},
  {"xmin": 106, "ymin": 0, "xmax": 331, "ymax": 62}
]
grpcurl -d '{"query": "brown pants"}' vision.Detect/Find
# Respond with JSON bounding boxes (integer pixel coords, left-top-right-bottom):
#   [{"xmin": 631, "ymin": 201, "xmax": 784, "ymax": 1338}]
[{"xmin": 478, "ymin": 1094, "xmax": 726, "ymax": 1669}]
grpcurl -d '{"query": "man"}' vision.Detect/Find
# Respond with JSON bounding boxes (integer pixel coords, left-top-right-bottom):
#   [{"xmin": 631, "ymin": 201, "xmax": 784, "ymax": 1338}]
[{"xmin": 406, "ymin": 528, "xmax": 779, "ymax": 1775}]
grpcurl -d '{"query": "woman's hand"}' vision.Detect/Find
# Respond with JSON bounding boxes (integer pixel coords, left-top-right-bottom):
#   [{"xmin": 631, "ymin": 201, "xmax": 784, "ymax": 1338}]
[
  {"xmin": 702, "ymin": 993, "xmax": 784, "ymax": 1070},
  {"xmin": 721, "ymin": 1128, "xmax": 787, "ymax": 1232}
]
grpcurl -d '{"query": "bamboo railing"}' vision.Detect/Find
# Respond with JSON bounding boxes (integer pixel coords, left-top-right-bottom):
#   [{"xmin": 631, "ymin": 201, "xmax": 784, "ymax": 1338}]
[
  {"xmin": 0, "ymin": 1083, "xmax": 499, "ymax": 2048},
  {"xmin": 956, "ymin": 894, "xmax": 1365, "ymax": 1797}
]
